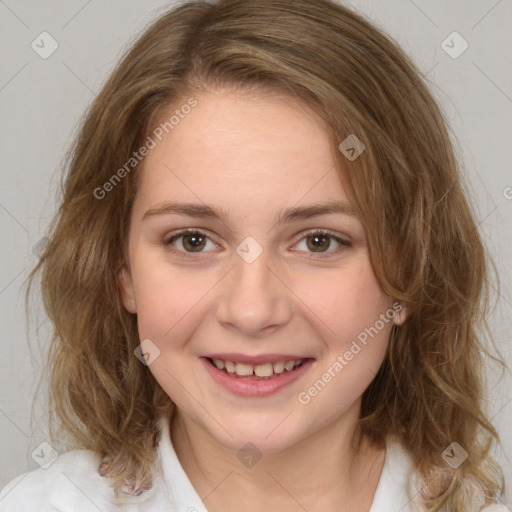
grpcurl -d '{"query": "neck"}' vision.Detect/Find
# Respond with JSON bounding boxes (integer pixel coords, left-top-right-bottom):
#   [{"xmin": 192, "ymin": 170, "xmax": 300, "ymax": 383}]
[{"xmin": 170, "ymin": 404, "xmax": 386, "ymax": 512}]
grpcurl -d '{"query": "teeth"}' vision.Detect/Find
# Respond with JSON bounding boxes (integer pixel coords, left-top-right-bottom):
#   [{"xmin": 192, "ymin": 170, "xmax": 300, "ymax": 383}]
[
  {"xmin": 211, "ymin": 358, "xmax": 304, "ymax": 377},
  {"xmin": 273, "ymin": 361, "xmax": 285, "ymax": 374},
  {"xmin": 284, "ymin": 360, "xmax": 295, "ymax": 371},
  {"xmin": 235, "ymin": 362, "xmax": 254, "ymax": 376},
  {"xmin": 254, "ymin": 363, "xmax": 273, "ymax": 377}
]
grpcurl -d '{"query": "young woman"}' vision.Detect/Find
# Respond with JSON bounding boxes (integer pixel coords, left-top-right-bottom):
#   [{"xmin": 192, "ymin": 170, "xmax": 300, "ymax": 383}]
[{"xmin": 1, "ymin": 0, "xmax": 507, "ymax": 510}]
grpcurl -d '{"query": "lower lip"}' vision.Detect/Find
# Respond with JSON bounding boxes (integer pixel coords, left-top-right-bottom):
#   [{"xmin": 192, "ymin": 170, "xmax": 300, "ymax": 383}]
[{"xmin": 201, "ymin": 357, "xmax": 314, "ymax": 397}]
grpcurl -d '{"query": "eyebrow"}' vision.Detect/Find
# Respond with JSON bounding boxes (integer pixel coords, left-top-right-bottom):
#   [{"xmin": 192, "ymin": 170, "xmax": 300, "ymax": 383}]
[{"xmin": 142, "ymin": 200, "xmax": 359, "ymax": 224}]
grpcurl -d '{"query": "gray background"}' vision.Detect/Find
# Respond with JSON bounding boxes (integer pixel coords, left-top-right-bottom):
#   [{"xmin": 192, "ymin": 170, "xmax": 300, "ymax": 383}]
[{"xmin": 0, "ymin": 0, "xmax": 511, "ymax": 507}]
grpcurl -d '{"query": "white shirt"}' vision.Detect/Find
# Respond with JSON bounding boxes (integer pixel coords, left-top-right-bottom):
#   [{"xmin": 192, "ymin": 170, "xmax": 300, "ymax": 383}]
[{"xmin": 0, "ymin": 416, "xmax": 508, "ymax": 511}]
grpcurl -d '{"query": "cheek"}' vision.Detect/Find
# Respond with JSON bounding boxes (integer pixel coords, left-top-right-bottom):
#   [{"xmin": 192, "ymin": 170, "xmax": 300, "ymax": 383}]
[
  {"xmin": 297, "ymin": 263, "xmax": 393, "ymax": 411},
  {"xmin": 294, "ymin": 257, "xmax": 392, "ymax": 346},
  {"xmin": 294, "ymin": 260, "xmax": 393, "ymax": 410},
  {"xmin": 131, "ymin": 262, "xmax": 214, "ymax": 404},
  {"xmin": 130, "ymin": 252, "xmax": 220, "ymax": 345}
]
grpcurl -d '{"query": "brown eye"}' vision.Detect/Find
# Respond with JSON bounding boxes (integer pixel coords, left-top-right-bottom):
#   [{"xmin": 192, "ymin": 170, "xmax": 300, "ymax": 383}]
[
  {"xmin": 293, "ymin": 229, "xmax": 351, "ymax": 258},
  {"xmin": 181, "ymin": 233, "xmax": 207, "ymax": 252},
  {"xmin": 306, "ymin": 234, "xmax": 331, "ymax": 252},
  {"xmin": 164, "ymin": 229, "xmax": 218, "ymax": 256}
]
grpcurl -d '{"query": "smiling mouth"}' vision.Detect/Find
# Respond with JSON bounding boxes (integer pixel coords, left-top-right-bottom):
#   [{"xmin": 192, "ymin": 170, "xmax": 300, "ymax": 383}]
[{"xmin": 206, "ymin": 357, "xmax": 311, "ymax": 380}]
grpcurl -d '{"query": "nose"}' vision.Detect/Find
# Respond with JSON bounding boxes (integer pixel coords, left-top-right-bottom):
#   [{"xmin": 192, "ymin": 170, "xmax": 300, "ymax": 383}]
[{"xmin": 216, "ymin": 245, "xmax": 292, "ymax": 338}]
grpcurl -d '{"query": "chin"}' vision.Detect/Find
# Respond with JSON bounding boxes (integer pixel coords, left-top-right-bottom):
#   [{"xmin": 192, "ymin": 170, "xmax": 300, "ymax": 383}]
[{"xmin": 206, "ymin": 415, "xmax": 304, "ymax": 455}]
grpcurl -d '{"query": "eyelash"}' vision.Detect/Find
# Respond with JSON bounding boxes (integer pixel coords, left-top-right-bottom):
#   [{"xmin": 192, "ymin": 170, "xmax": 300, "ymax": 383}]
[{"xmin": 163, "ymin": 228, "xmax": 352, "ymax": 260}]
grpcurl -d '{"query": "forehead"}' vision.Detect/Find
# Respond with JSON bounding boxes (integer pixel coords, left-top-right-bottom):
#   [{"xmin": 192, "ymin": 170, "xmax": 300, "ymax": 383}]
[{"xmin": 134, "ymin": 88, "xmax": 350, "ymax": 217}]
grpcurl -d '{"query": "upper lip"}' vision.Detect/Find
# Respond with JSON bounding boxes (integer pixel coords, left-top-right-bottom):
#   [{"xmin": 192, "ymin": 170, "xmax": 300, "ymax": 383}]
[{"xmin": 204, "ymin": 353, "xmax": 313, "ymax": 365}]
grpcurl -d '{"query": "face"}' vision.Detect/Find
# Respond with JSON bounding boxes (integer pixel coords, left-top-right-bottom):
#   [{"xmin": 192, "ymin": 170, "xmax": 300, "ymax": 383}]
[{"xmin": 119, "ymin": 87, "xmax": 405, "ymax": 453}]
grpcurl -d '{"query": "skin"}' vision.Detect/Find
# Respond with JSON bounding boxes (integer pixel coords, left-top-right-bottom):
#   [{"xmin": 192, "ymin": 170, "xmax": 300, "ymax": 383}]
[{"xmin": 119, "ymin": 86, "xmax": 407, "ymax": 512}]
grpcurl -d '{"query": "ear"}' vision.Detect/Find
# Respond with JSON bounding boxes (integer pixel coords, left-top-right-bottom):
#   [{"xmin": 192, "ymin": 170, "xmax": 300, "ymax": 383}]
[
  {"xmin": 118, "ymin": 265, "xmax": 137, "ymax": 313},
  {"xmin": 393, "ymin": 303, "xmax": 408, "ymax": 326}
]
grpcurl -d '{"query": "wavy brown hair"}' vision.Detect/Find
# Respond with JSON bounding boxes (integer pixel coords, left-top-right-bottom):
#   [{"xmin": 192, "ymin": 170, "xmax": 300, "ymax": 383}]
[{"xmin": 26, "ymin": 0, "xmax": 505, "ymax": 508}]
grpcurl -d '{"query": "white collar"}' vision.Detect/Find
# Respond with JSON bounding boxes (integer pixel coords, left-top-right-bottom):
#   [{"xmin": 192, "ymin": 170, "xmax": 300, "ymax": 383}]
[
  {"xmin": 368, "ymin": 436, "xmax": 418, "ymax": 511},
  {"xmin": 158, "ymin": 415, "xmax": 209, "ymax": 511}
]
